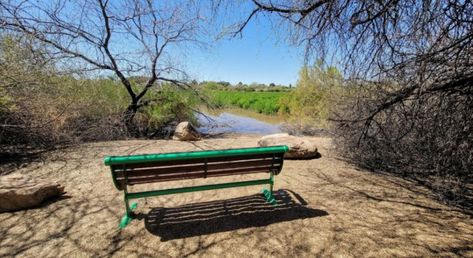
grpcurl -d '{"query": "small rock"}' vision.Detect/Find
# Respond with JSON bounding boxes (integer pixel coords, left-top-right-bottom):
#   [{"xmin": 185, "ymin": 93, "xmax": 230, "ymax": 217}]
[
  {"xmin": 258, "ymin": 133, "xmax": 319, "ymax": 159},
  {"xmin": 0, "ymin": 174, "xmax": 65, "ymax": 212},
  {"xmin": 172, "ymin": 121, "xmax": 201, "ymax": 141}
]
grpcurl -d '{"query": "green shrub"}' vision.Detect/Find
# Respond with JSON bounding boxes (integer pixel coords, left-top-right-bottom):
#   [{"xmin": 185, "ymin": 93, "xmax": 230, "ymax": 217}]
[
  {"xmin": 142, "ymin": 84, "xmax": 199, "ymax": 129},
  {"xmin": 205, "ymin": 90, "xmax": 289, "ymax": 115},
  {"xmin": 282, "ymin": 62, "xmax": 344, "ymax": 128}
]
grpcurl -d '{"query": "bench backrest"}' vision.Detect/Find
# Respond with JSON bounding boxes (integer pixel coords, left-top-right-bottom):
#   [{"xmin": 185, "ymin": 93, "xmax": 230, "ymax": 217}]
[{"xmin": 104, "ymin": 146, "xmax": 288, "ymax": 190}]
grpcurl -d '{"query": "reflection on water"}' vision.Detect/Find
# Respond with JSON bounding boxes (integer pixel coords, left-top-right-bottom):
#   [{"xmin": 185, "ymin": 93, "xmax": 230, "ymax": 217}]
[{"xmin": 197, "ymin": 108, "xmax": 285, "ymax": 135}]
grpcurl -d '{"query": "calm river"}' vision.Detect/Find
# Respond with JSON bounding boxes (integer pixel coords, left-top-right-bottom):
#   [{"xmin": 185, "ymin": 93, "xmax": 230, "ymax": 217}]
[{"xmin": 197, "ymin": 108, "xmax": 286, "ymax": 135}]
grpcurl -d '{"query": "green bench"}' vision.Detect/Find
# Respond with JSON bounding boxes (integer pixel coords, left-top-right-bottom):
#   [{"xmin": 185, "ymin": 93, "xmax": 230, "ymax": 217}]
[{"xmin": 104, "ymin": 145, "xmax": 289, "ymax": 228}]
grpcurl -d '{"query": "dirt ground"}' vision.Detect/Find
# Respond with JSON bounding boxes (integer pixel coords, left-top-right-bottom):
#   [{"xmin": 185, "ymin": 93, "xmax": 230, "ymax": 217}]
[{"xmin": 1, "ymin": 135, "xmax": 472, "ymax": 257}]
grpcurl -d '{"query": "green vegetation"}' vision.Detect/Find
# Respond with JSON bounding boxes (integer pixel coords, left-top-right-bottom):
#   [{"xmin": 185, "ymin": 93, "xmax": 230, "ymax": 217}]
[
  {"xmin": 199, "ymin": 81, "xmax": 292, "ymax": 92},
  {"xmin": 201, "ymin": 63, "xmax": 345, "ymax": 124},
  {"xmin": 280, "ymin": 62, "xmax": 345, "ymax": 128},
  {"xmin": 0, "ymin": 36, "xmax": 198, "ymax": 146},
  {"xmin": 198, "ymin": 80, "xmax": 292, "ymax": 115},
  {"xmin": 206, "ymin": 90, "xmax": 289, "ymax": 115},
  {"xmin": 142, "ymin": 85, "xmax": 199, "ymax": 129}
]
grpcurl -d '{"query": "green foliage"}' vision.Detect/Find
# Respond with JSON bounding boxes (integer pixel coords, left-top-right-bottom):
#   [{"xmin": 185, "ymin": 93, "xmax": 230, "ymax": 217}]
[
  {"xmin": 199, "ymin": 81, "xmax": 292, "ymax": 92},
  {"xmin": 202, "ymin": 64, "xmax": 346, "ymax": 120},
  {"xmin": 142, "ymin": 84, "xmax": 199, "ymax": 128},
  {"xmin": 201, "ymin": 81, "xmax": 223, "ymax": 90},
  {"xmin": 280, "ymin": 62, "xmax": 344, "ymax": 127},
  {"xmin": 51, "ymin": 77, "xmax": 129, "ymax": 117},
  {"xmin": 0, "ymin": 36, "xmax": 49, "ymax": 111},
  {"xmin": 0, "ymin": 36, "xmax": 198, "ymax": 145},
  {"xmin": 207, "ymin": 91, "xmax": 288, "ymax": 115}
]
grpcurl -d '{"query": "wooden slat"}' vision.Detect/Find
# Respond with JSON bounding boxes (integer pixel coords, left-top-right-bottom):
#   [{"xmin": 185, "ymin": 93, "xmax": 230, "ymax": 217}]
[
  {"xmin": 119, "ymin": 168, "xmax": 270, "ymax": 185},
  {"xmin": 115, "ymin": 153, "xmax": 280, "ymax": 170},
  {"xmin": 116, "ymin": 164, "xmax": 281, "ymax": 183},
  {"xmin": 115, "ymin": 158, "xmax": 281, "ymax": 179}
]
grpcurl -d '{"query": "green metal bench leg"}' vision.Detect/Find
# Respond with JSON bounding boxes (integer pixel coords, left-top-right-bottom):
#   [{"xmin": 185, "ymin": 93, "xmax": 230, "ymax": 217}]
[
  {"xmin": 262, "ymin": 189, "xmax": 277, "ymax": 205},
  {"xmin": 120, "ymin": 203, "xmax": 137, "ymax": 228},
  {"xmin": 120, "ymin": 189, "xmax": 138, "ymax": 229},
  {"xmin": 262, "ymin": 172, "xmax": 277, "ymax": 205},
  {"xmin": 119, "ymin": 202, "xmax": 137, "ymax": 229}
]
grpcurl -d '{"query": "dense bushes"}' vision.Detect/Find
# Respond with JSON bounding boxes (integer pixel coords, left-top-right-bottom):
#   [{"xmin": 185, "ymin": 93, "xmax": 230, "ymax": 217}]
[
  {"xmin": 1, "ymin": 77, "xmax": 128, "ymax": 146},
  {"xmin": 0, "ymin": 37, "xmax": 198, "ymax": 148},
  {"xmin": 140, "ymin": 86, "xmax": 199, "ymax": 133},
  {"xmin": 333, "ymin": 82, "xmax": 473, "ymax": 209},
  {"xmin": 278, "ymin": 63, "xmax": 346, "ymax": 131},
  {"xmin": 1, "ymin": 77, "xmax": 198, "ymax": 147},
  {"xmin": 233, "ymin": 0, "xmax": 473, "ymax": 211}
]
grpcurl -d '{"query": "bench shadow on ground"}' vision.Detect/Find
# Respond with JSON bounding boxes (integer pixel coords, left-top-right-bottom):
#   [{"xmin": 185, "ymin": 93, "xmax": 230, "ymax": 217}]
[{"xmin": 142, "ymin": 189, "xmax": 328, "ymax": 241}]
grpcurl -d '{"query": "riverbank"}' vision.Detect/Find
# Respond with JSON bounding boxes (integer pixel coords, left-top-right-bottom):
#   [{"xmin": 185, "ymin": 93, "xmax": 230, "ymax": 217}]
[
  {"xmin": 1, "ymin": 135, "xmax": 471, "ymax": 257},
  {"xmin": 197, "ymin": 108, "xmax": 284, "ymax": 135},
  {"xmin": 197, "ymin": 107, "xmax": 328, "ymax": 136}
]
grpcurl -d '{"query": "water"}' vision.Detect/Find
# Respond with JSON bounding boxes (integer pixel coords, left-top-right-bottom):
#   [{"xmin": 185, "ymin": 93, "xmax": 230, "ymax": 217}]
[{"xmin": 197, "ymin": 108, "xmax": 285, "ymax": 135}]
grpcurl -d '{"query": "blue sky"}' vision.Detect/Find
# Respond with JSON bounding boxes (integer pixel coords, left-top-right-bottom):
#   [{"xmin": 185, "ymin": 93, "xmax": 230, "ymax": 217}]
[
  {"xmin": 186, "ymin": 16, "xmax": 305, "ymax": 86},
  {"xmin": 9, "ymin": 0, "xmax": 307, "ymax": 86}
]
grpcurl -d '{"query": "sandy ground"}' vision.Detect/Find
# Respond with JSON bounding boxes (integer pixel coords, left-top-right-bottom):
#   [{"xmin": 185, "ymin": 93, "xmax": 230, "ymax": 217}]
[{"xmin": 0, "ymin": 135, "xmax": 472, "ymax": 257}]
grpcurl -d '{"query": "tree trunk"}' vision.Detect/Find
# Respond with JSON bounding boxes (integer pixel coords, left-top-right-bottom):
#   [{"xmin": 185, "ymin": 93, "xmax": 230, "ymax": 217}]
[{"xmin": 123, "ymin": 102, "xmax": 140, "ymax": 137}]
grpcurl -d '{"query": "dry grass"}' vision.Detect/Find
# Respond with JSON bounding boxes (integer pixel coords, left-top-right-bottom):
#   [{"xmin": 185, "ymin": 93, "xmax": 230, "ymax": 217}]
[{"xmin": 0, "ymin": 135, "xmax": 472, "ymax": 257}]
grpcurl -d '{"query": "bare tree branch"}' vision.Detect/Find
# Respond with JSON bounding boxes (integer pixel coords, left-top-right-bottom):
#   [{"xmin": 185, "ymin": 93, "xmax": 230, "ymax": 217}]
[{"xmin": 1, "ymin": 0, "xmax": 206, "ymax": 135}]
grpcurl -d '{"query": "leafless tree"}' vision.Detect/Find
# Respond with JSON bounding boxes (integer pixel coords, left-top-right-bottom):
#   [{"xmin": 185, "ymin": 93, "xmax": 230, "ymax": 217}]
[
  {"xmin": 230, "ymin": 0, "xmax": 473, "ymax": 206},
  {"xmin": 1, "ymin": 0, "xmax": 206, "ymax": 135}
]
